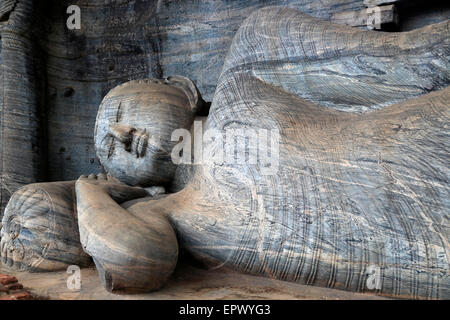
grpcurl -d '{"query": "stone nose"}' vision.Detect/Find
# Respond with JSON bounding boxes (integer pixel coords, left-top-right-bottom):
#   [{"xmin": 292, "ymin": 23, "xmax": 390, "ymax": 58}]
[{"xmin": 109, "ymin": 124, "xmax": 136, "ymax": 151}]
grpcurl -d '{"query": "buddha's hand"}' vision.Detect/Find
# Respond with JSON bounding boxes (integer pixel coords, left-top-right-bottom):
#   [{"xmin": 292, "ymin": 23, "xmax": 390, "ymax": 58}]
[
  {"xmin": 75, "ymin": 173, "xmax": 178, "ymax": 293},
  {"xmin": 76, "ymin": 173, "xmax": 149, "ymax": 204}
]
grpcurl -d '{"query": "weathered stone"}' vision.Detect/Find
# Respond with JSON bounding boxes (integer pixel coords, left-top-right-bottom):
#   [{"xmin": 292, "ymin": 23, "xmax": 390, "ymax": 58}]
[
  {"xmin": 330, "ymin": 5, "xmax": 398, "ymax": 28},
  {"xmin": 0, "ymin": 182, "xmax": 91, "ymax": 272},
  {"xmin": 0, "ymin": 2, "xmax": 448, "ymax": 300},
  {"xmin": 1, "ymin": 0, "xmax": 448, "ymax": 217},
  {"xmin": 0, "ymin": 273, "xmax": 17, "ymax": 285},
  {"xmin": 74, "ymin": 7, "xmax": 449, "ymax": 298}
]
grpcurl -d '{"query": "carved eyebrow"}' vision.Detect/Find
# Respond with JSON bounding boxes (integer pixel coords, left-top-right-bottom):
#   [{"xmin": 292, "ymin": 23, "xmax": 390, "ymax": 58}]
[{"xmin": 115, "ymin": 102, "xmax": 122, "ymax": 123}]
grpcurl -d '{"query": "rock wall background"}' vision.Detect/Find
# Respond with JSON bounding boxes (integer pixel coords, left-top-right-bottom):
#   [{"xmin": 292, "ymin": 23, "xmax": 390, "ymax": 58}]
[{"xmin": 0, "ymin": 0, "xmax": 448, "ymax": 214}]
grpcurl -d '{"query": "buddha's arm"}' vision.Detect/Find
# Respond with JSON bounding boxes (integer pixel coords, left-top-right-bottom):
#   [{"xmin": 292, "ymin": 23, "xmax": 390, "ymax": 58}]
[{"xmin": 75, "ymin": 174, "xmax": 178, "ymax": 293}]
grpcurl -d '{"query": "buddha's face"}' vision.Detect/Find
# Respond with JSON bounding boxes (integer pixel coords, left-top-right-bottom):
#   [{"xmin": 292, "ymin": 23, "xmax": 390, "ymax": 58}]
[{"xmin": 95, "ymin": 77, "xmax": 202, "ymax": 187}]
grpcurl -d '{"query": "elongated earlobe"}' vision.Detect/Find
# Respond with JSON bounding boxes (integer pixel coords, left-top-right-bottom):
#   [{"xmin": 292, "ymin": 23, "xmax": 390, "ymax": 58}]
[{"xmin": 166, "ymin": 75, "xmax": 207, "ymax": 114}]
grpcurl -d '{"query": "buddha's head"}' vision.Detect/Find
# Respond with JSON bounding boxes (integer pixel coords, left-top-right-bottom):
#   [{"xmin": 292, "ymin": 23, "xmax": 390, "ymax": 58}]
[{"xmin": 95, "ymin": 76, "xmax": 205, "ymax": 187}]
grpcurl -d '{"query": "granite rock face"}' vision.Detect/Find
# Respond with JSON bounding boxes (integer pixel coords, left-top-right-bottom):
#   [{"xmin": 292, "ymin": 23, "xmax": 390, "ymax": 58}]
[
  {"xmin": 43, "ymin": 0, "xmax": 369, "ymax": 184},
  {"xmin": 0, "ymin": 2, "xmax": 448, "ymax": 298},
  {"xmin": 0, "ymin": 0, "xmax": 370, "ymax": 215},
  {"xmin": 73, "ymin": 7, "xmax": 449, "ymax": 297}
]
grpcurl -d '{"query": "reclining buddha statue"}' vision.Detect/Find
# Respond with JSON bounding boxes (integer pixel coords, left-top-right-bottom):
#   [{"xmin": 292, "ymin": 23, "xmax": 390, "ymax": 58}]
[{"xmin": 1, "ymin": 7, "xmax": 449, "ymax": 299}]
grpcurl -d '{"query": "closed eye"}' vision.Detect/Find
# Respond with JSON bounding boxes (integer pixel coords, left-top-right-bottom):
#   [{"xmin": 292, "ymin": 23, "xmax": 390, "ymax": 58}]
[
  {"xmin": 100, "ymin": 135, "xmax": 116, "ymax": 160},
  {"xmin": 116, "ymin": 102, "xmax": 122, "ymax": 123},
  {"xmin": 107, "ymin": 136, "xmax": 116, "ymax": 159}
]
